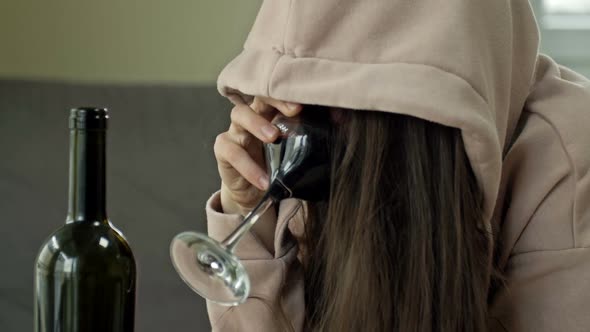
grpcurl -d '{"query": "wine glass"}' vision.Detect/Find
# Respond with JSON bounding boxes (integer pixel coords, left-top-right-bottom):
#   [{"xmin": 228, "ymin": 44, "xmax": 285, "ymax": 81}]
[{"xmin": 170, "ymin": 108, "xmax": 332, "ymax": 306}]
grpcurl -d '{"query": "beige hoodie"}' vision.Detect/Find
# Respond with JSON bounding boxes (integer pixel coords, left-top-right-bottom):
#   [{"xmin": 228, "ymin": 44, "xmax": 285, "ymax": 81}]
[{"xmin": 197, "ymin": 0, "xmax": 590, "ymax": 331}]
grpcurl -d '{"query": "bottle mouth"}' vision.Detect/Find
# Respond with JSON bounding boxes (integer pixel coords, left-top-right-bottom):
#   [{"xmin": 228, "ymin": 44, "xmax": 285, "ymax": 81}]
[{"xmin": 69, "ymin": 107, "xmax": 109, "ymax": 130}]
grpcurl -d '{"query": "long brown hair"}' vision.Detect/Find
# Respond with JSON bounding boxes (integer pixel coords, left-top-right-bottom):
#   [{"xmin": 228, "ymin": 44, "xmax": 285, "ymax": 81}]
[{"xmin": 301, "ymin": 109, "xmax": 492, "ymax": 331}]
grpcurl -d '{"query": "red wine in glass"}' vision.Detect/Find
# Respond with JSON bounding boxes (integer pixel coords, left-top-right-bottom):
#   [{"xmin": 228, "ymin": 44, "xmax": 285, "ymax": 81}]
[{"xmin": 170, "ymin": 107, "xmax": 333, "ymax": 305}]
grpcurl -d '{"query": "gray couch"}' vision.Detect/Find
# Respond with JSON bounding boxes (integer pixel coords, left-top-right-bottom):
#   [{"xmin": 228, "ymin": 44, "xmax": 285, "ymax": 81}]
[{"xmin": 0, "ymin": 79, "xmax": 234, "ymax": 331}]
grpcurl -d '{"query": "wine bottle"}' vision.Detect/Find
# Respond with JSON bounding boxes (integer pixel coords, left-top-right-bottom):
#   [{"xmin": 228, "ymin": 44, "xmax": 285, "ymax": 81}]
[{"xmin": 34, "ymin": 108, "xmax": 136, "ymax": 332}]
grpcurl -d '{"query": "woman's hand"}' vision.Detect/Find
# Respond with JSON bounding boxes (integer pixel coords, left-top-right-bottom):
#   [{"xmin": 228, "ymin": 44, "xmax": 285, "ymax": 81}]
[{"xmin": 214, "ymin": 97, "xmax": 302, "ymax": 216}]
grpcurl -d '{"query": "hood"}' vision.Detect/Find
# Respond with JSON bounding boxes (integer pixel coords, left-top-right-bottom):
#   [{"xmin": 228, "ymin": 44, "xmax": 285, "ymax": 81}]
[{"xmin": 217, "ymin": 0, "xmax": 540, "ymax": 230}]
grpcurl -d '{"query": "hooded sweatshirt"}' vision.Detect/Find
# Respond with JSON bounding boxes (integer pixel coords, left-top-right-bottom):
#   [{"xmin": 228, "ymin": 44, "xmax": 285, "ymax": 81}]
[{"xmin": 188, "ymin": 0, "xmax": 590, "ymax": 330}]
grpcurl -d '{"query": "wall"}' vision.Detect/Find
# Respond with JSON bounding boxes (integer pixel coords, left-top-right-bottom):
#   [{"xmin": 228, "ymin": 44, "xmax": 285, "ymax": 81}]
[
  {"xmin": 531, "ymin": 0, "xmax": 590, "ymax": 77},
  {"xmin": 0, "ymin": 0, "xmax": 261, "ymax": 84}
]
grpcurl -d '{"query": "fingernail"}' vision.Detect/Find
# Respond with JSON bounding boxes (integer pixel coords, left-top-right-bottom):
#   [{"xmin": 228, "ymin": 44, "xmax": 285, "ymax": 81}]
[
  {"xmin": 262, "ymin": 125, "xmax": 278, "ymax": 139},
  {"xmin": 258, "ymin": 176, "xmax": 269, "ymax": 190},
  {"xmin": 285, "ymin": 102, "xmax": 300, "ymax": 111}
]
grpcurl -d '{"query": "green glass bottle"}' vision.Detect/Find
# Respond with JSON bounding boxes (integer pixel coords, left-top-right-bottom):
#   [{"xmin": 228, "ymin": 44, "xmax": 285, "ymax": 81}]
[{"xmin": 34, "ymin": 108, "xmax": 136, "ymax": 332}]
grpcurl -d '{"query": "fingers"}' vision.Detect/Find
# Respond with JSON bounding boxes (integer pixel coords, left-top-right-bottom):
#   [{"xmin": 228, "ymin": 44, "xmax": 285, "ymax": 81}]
[
  {"xmin": 252, "ymin": 96, "xmax": 303, "ymax": 117},
  {"xmin": 228, "ymin": 96, "xmax": 303, "ymax": 143},
  {"xmin": 214, "ymin": 132, "xmax": 269, "ymax": 191},
  {"xmin": 230, "ymin": 104, "xmax": 279, "ymax": 143},
  {"xmin": 215, "ymin": 96, "xmax": 303, "ymax": 195}
]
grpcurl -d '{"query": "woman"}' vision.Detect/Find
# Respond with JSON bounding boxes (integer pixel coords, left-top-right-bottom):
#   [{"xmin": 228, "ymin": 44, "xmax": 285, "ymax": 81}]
[{"xmin": 202, "ymin": 0, "xmax": 590, "ymax": 331}]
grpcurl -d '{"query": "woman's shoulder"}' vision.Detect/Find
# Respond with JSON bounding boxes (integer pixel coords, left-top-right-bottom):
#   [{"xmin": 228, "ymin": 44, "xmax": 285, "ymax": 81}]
[
  {"xmin": 496, "ymin": 56, "xmax": 590, "ymax": 263},
  {"xmin": 526, "ymin": 54, "xmax": 590, "ymax": 162}
]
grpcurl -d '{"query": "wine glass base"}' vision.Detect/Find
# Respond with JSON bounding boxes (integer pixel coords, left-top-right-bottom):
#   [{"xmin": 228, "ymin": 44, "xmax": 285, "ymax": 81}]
[{"xmin": 170, "ymin": 232, "xmax": 250, "ymax": 306}]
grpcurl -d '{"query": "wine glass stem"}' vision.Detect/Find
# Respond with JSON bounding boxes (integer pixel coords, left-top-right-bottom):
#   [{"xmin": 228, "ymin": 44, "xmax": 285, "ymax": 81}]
[{"xmin": 221, "ymin": 191, "xmax": 275, "ymax": 252}]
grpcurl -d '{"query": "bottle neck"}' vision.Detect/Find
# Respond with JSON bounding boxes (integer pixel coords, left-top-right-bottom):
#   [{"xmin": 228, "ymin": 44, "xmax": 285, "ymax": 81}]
[{"xmin": 67, "ymin": 128, "xmax": 108, "ymax": 223}]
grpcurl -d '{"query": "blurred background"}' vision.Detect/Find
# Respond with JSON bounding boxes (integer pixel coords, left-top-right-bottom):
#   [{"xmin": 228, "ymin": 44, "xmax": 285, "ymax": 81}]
[
  {"xmin": 0, "ymin": 1, "xmax": 261, "ymax": 331},
  {"xmin": 0, "ymin": 0, "xmax": 589, "ymax": 331}
]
